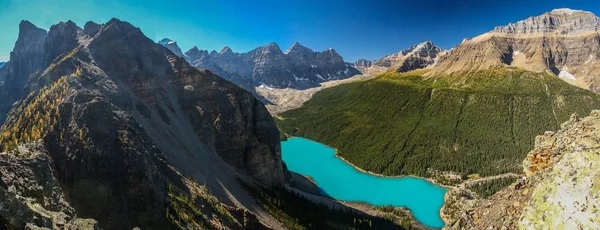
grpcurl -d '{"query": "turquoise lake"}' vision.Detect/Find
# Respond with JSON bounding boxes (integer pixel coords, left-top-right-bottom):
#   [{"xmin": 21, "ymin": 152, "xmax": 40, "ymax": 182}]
[{"xmin": 281, "ymin": 137, "xmax": 447, "ymax": 229}]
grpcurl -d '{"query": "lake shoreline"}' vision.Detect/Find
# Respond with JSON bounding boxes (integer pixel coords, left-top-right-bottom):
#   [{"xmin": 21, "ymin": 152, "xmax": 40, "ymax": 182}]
[
  {"xmin": 334, "ymin": 152, "xmax": 453, "ymax": 190},
  {"xmin": 283, "ymin": 136, "xmax": 449, "ymax": 228},
  {"xmin": 290, "ymin": 136, "xmax": 452, "ymax": 189}
]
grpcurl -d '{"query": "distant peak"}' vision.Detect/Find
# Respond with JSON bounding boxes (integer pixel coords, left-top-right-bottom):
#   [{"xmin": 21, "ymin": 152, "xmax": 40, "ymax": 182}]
[
  {"xmin": 220, "ymin": 46, "xmax": 233, "ymax": 54},
  {"xmin": 285, "ymin": 41, "xmax": 311, "ymax": 54},
  {"xmin": 291, "ymin": 41, "xmax": 304, "ymax": 48},
  {"xmin": 158, "ymin": 38, "xmax": 175, "ymax": 46},
  {"xmin": 550, "ymin": 8, "xmax": 592, "ymax": 15},
  {"xmin": 19, "ymin": 20, "xmax": 37, "ymax": 29},
  {"xmin": 265, "ymin": 42, "xmax": 280, "ymax": 48}
]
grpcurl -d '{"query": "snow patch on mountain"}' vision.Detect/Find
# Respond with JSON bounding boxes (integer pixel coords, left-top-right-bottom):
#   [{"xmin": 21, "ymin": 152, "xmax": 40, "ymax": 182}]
[{"xmin": 559, "ymin": 66, "xmax": 576, "ymax": 80}]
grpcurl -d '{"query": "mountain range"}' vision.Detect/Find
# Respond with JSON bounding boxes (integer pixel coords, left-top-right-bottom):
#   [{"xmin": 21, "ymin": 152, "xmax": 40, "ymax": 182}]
[{"xmin": 160, "ymin": 40, "xmax": 361, "ymax": 90}]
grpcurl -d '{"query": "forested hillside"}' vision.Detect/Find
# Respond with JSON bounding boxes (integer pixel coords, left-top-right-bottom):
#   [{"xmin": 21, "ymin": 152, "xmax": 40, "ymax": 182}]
[{"xmin": 277, "ymin": 67, "xmax": 600, "ymax": 178}]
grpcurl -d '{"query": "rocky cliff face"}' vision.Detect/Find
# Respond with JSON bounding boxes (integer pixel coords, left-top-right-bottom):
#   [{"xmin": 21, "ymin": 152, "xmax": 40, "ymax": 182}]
[
  {"xmin": 430, "ymin": 8, "xmax": 600, "ymax": 93},
  {"xmin": 353, "ymin": 41, "xmax": 443, "ymax": 75},
  {"xmin": 0, "ymin": 19, "xmax": 283, "ymax": 229},
  {"xmin": 493, "ymin": 8, "xmax": 600, "ymax": 35},
  {"xmin": 0, "ymin": 62, "xmax": 5, "ymax": 70},
  {"xmin": 444, "ymin": 110, "xmax": 600, "ymax": 229},
  {"xmin": 160, "ymin": 40, "xmax": 360, "ymax": 90},
  {"xmin": 0, "ymin": 20, "xmax": 47, "ymax": 124}
]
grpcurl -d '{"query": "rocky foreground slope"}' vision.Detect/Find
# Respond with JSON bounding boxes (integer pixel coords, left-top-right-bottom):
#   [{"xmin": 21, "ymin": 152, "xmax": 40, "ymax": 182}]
[
  {"xmin": 444, "ymin": 110, "xmax": 600, "ymax": 229},
  {"xmin": 430, "ymin": 8, "xmax": 600, "ymax": 92},
  {"xmin": 0, "ymin": 19, "xmax": 284, "ymax": 229}
]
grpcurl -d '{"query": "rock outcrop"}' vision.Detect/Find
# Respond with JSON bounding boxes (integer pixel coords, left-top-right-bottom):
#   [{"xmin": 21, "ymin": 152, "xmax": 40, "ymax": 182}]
[
  {"xmin": 0, "ymin": 20, "xmax": 47, "ymax": 124},
  {"xmin": 160, "ymin": 40, "xmax": 360, "ymax": 90},
  {"xmin": 430, "ymin": 8, "xmax": 600, "ymax": 92},
  {"xmin": 493, "ymin": 8, "xmax": 600, "ymax": 35},
  {"xmin": 0, "ymin": 142, "xmax": 100, "ymax": 230},
  {"xmin": 353, "ymin": 41, "xmax": 443, "ymax": 75},
  {"xmin": 0, "ymin": 19, "xmax": 284, "ymax": 229},
  {"xmin": 444, "ymin": 110, "xmax": 600, "ymax": 229}
]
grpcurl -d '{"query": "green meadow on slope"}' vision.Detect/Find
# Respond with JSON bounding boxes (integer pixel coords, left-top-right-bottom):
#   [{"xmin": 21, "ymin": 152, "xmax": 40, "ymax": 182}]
[{"xmin": 277, "ymin": 67, "xmax": 600, "ymax": 178}]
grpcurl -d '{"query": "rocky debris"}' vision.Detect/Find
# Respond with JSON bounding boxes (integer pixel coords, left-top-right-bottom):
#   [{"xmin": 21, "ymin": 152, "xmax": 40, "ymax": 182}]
[
  {"xmin": 353, "ymin": 41, "xmax": 443, "ymax": 75},
  {"xmin": 430, "ymin": 9, "xmax": 600, "ymax": 93},
  {"xmin": 255, "ymin": 74, "xmax": 376, "ymax": 114},
  {"xmin": 160, "ymin": 40, "xmax": 360, "ymax": 90},
  {"xmin": 0, "ymin": 18, "xmax": 285, "ymax": 229},
  {"xmin": 444, "ymin": 110, "xmax": 600, "ymax": 229}
]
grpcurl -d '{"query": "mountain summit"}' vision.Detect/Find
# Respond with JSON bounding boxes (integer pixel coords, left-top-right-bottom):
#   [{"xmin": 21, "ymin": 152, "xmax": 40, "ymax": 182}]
[
  {"xmin": 158, "ymin": 38, "xmax": 186, "ymax": 57},
  {"xmin": 430, "ymin": 8, "xmax": 600, "ymax": 92},
  {"xmin": 354, "ymin": 41, "xmax": 444, "ymax": 75}
]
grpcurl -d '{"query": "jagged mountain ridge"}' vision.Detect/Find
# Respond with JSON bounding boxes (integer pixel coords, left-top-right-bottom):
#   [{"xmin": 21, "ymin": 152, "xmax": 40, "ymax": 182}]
[
  {"xmin": 160, "ymin": 40, "xmax": 360, "ymax": 90},
  {"xmin": 353, "ymin": 41, "xmax": 443, "ymax": 75},
  {"xmin": 429, "ymin": 8, "xmax": 600, "ymax": 92},
  {"xmin": 0, "ymin": 19, "xmax": 284, "ymax": 229}
]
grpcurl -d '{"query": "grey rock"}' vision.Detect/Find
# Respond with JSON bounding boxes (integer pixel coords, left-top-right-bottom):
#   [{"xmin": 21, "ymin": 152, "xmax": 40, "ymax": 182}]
[
  {"xmin": 0, "ymin": 20, "xmax": 47, "ymax": 125},
  {"xmin": 493, "ymin": 8, "xmax": 600, "ymax": 35},
  {"xmin": 167, "ymin": 40, "xmax": 360, "ymax": 90}
]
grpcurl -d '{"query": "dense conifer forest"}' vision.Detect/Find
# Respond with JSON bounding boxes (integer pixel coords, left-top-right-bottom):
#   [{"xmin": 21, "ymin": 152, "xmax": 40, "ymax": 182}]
[{"xmin": 277, "ymin": 67, "xmax": 600, "ymax": 178}]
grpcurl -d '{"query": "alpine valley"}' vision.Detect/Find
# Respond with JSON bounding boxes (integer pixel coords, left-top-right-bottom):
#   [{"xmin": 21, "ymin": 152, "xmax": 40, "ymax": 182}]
[{"xmin": 2, "ymin": 5, "xmax": 600, "ymax": 230}]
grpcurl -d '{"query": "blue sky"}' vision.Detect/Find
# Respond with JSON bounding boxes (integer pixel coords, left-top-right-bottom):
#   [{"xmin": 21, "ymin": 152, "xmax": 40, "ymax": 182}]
[{"xmin": 0, "ymin": 0, "xmax": 599, "ymax": 62}]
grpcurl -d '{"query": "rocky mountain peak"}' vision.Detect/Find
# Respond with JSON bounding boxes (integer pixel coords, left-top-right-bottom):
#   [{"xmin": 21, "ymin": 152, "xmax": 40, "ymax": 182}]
[
  {"xmin": 18, "ymin": 20, "xmax": 45, "ymax": 35},
  {"xmin": 219, "ymin": 46, "xmax": 233, "ymax": 54},
  {"xmin": 99, "ymin": 19, "xmax": 146, "ymax": 40},
  {"xmin": 410, "ymin": 40, "xmax": 443, "ymax": 57},
  {"xmin": 285, "ymin": 41, "xmax": 312, "ymax": 54},
  {"xmin": 158, "ymin": 38, "xmax": 174, "ymax": 46},
  {"xmin": 0, "ymin": 20, "xmax": 47, "ymax": 113},
  {"xmin": 83, "ymin": 21, "xmax": 101, "ymax": 36},
  {"xmin": 184, "ymin": 46, "xmax": 209, "ymax": 61},
  {"xmin": 263, "ymin": 42, "xmax": 282, "ymax": 52},
  {"xmin": 492, "ymin": 8, "xmax": 600, "ymax": 35},
  {"xmin": 353, "ymin": 59, "xmax": 373, "ymax": 68},
  {"xmin": 158, "ymin": 37, "xmax": 186, "ymax": 57},
  {"xmin": 45, "ymin": 20, "xmax": 83, "ymax": 64}
]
